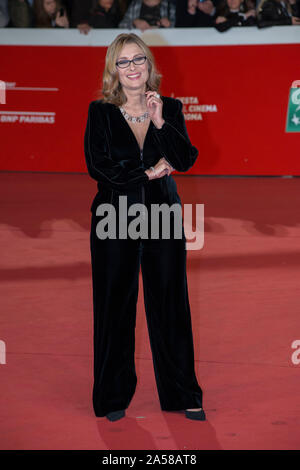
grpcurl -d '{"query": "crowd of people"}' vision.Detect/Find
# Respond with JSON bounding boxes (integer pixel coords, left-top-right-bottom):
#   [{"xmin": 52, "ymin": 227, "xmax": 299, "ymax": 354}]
[{"xmin": 1, "ymin": 0, "xmax": 300, "ymax": 31}]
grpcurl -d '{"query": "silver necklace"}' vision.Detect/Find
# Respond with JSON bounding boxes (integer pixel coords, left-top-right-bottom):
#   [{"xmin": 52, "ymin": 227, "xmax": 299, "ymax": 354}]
[{"xmin": 119, "ymin": 106, "xmax": 149, "ymax": 123}]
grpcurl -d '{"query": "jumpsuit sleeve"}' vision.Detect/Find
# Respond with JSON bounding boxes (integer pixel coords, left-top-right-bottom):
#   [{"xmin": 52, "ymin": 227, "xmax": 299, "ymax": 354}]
[
  {"xmin": 84, "ymin": 101, "xmax": 149, "ymax": 191},
  {"xmin": 152, "ymin": 99, "xmax": 199, "ymax": 172}
]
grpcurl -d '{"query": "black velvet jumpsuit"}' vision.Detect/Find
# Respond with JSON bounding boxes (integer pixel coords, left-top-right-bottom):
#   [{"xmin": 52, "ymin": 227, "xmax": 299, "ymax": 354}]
[{"xmin": 84, "ymin": 95, "xmax": 203, "ymax": 417}]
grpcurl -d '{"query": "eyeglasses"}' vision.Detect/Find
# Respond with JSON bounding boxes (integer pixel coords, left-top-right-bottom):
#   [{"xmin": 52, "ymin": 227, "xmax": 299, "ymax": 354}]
[{"xmin": 116, "ymin": 55, "xmax": 147, "ymax": 69}]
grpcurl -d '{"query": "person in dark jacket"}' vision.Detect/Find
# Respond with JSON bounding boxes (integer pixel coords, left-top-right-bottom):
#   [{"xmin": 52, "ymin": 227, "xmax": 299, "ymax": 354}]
[
  {"xmin": 7, "ymin": 0, "xmax": 34, "ymax": 27},
  {"xmin": 88, "ymin": 0, "xmax": 122, "ymax": 28},
  {"xmin": 84, "ymin": 32, "xmax": 206, "ymax": 422},
  {"xmin": 74, "ymin": 0, "xmax": 129, "ymax": 34},
  {"xmin": 257, "ymin": 0, "xmax": 300, "ymax": 27},
  {"xmin": 214, "ymin": 0, "xmax": 256, "ymax": 31},
  {"xmin": 0, "ymin": 0, "xmax": 9, "ymax": 26},
  {"xmin": 175, "ymin": 0, "xmax": 220, "ymax": 27}
]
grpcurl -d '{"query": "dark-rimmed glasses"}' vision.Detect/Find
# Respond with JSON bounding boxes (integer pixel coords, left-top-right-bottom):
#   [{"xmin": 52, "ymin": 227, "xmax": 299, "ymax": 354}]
[{"xmin": 116, "ymin": 55, "xmax": 147, "ymax": 69}]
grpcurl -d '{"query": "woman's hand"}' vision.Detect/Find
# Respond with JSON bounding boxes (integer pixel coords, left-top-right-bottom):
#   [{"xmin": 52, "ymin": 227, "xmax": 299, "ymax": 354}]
[
  {"xmin": 143, "ymin": 93, "xmax": 174, "ymax": 179},
  {"xmin": 145, "ymin": 90, "xmax": 165, "ymax": 129},
  {"xmin": 145, "ymin": 167, "xmax": 168, "ymax": 180},
  {"xmin": 145, "ymin": 158, "xmax": 175, "ymax": 180},
  {"xmin": 154, "ymin": 157, "xmax": 174, "ymax": 176}
]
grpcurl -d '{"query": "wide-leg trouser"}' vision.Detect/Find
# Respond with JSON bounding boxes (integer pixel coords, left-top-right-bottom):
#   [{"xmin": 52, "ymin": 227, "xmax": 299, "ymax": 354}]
[{"xmin": 90, "ymin": 212, "xmax": 203, "ymax": 417}]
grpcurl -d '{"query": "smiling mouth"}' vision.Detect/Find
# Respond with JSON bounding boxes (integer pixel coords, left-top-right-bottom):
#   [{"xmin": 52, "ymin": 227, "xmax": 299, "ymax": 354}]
[{"xmin": 127, "ymin": 73, "xmax": 141, "ymax": 79}]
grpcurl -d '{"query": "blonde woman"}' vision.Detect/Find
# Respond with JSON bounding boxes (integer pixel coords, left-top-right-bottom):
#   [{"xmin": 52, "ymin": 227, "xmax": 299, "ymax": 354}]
[{"xmin": 84, "ymin": 33, "xmax": 205, "ymax": 422}]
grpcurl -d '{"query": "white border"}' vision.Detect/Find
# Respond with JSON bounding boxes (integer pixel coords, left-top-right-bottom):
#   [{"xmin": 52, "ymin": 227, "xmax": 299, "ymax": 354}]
[{"xmin": 0, "ymin": 26, "xmax": 299, "ymax": 46}]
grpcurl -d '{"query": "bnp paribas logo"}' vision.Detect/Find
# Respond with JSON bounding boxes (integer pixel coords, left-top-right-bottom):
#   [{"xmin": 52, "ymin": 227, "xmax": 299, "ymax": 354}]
[{"xmin": 286, "ymin": 80, "xmax": 300, "ymax": 133}]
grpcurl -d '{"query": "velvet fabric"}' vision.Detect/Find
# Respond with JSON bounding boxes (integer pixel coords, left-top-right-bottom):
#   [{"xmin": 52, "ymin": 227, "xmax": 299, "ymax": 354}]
[{"xmin": 84, "ymin": 96, "xmax": 203, "ymax": 417}]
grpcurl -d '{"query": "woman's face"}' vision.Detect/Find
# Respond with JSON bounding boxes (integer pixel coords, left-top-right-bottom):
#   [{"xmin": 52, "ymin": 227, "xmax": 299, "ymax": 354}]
[
  {"xmin": 227, "ymin": 0, "xmax": 242, "ymax": 9},
  {"xmin": 99, "ymin": 0, "xmax": 114, "ymax": 10},
  {"xmin": 116, "ymin": 43, "xmax": 149, "ymax": 94},
  {"xmin": 43, "ymin": 0, "xmax": 57, "ymax": 15}
]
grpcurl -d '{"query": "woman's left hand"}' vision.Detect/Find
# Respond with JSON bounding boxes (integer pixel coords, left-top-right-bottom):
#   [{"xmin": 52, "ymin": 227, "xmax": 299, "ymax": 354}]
[
  {"xmin": 153, "ymin": 157, "xmax": 174, "ymax": 176},
  {"xmin": 145, "ymin": 90, "xmax": 165, "ymax": 129}
]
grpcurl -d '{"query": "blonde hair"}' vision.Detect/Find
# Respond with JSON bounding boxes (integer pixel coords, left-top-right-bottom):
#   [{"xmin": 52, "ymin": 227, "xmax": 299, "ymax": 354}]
[{"xmin": 96, "ymin": 33, "xmax": 162, "ymax": 106}]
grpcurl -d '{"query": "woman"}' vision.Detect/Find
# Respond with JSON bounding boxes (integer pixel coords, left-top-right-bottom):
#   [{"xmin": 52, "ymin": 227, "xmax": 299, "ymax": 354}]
[
  {"xmin": 84, "ymin": 32, "xmax": 205, "ymax": 422},
  {"xmin": 33, "ymin": 0, "xmax": 69, "ymax": 28}
]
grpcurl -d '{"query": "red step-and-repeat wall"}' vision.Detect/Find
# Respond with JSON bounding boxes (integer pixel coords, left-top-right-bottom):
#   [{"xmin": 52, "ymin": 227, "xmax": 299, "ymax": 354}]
[{"xmin": 0, "ymin": 27, "xmax": 299, "ymax": 175}]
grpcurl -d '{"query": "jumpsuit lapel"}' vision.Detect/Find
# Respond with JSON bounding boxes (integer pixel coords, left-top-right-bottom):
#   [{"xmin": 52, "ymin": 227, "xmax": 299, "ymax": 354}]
[{"xmin": 116, "ymin": 106, "xmax": 154, "ymax": 153}]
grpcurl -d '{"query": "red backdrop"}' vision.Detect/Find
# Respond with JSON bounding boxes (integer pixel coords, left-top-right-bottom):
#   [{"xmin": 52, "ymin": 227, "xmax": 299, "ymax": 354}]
[{"xmin": 0, "ymin": 28, "xmax": 299, "ymax": 175}]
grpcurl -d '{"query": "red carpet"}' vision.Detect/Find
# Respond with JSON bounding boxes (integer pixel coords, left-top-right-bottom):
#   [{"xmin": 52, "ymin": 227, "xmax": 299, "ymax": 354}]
[{"xmin": 0, "ymin": 172, "xmax": 299, "ymax": 450}]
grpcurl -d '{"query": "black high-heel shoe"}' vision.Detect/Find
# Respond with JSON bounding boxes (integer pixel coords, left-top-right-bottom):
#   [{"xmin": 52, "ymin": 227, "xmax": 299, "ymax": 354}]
[
  {"xmin": 185, "ymin": 408, "xmax": 206, "ymax": 421},
  {"xmin": 106, "ymin": 410, "xmax": 125, "ymax": 422}
]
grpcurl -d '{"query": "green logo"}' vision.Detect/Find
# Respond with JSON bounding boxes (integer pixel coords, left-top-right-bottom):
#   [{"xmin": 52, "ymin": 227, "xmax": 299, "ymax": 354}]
[{"xmin": 286, "ymin": 80, "xmax": 300, "ymax": 133}]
